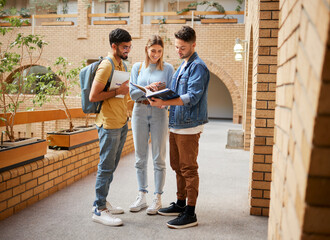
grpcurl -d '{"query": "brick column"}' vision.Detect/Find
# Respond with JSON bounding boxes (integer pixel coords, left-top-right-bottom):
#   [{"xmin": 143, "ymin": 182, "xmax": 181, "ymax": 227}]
[
  {"xmin": 77, "ymin": 0, "xmax": 91, "ymax": 39},
  {"xmin": 249, "ymin": 0, "xmax": 279, "ymax": 216},
  {"xmin": 129, "ymin": 0, "xmax": 142, "ymax": 39}
]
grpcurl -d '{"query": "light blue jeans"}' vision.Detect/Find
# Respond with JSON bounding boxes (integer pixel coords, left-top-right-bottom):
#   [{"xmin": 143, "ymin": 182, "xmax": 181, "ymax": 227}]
[
  {"xmin": 132, "ymin": 103, "xmax": 168, "ymax": 194},
  {"xmin": 94, "ymin": 123, "xmax": 128, "ymax": 210}
]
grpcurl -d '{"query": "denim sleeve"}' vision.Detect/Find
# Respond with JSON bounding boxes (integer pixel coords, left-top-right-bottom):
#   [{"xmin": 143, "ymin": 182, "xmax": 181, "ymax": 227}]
[
  {"xmin": 180, "ymin": 63, "xmax": 208, "ymax": 107},
  {"xmin": 129, "ymin": 62, "xmax": 145, "ymax": 101}
]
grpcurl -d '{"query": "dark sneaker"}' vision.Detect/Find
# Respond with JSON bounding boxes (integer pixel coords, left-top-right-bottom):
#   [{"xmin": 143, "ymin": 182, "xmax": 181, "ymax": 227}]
[
  {"xmin": 157, "ymin": 202, "xmax": 185, "ymax": 216},
  {"xmin": 166, "ymin": 212, "xmax": 198, "ymax": 229}
]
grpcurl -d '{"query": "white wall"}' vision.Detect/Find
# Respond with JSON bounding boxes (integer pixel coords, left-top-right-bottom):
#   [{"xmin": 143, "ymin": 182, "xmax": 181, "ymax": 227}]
[{"xmin": 208, "ymin": 72, "xmax": 233, "ymax": 119}]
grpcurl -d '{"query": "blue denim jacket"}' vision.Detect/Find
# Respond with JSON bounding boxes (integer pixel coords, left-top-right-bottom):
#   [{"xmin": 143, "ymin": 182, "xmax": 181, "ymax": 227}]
[{"xmin": 169, "ymin": 52, "xmax": 210, "ymax": 129}]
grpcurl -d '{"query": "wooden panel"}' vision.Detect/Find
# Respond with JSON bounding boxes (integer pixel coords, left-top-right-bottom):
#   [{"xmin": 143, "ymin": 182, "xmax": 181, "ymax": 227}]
[
  {"xmin": 34, "ymin": 14, "xmax": 78, "ymax": 19},
  {"xmin": 0, "ymin": 22, "xmax": 31, "ymax": 27},
  {"xmin": 93, "ymin": 20, "xmax": 127, "ymax": 25},
  {"xmin": 201, "ymin": 18, "xmax": 238, "ymax": 24},
  {"xmin": 41, "ymin": 21, "xmax": 74, "ymax": 26},
  {"xmin": 151, "ymin": 19, "xmax": 186, "ymax": 24},
  {"xmin": 69, "ymin": 129, "xmax": 98, "ymax": 146},
  {"xmin": 0, "ymin": 108, "xmax": 87, "ymax": 127},
  {"xmin": 0, "ymin": 140, "xmax": 47, "ymax": 169},
  {"xmin": 88, "ymin": 13, "xmax": 130, "ymax": 18},
  {"xmin": 47, "ymin": 134, "xmax": 70, "ymax": 147},
  {"xmin": 47, "ymin": 128, "xmax": 98, "ymax": 148},
  {"xmin": 141, "ymin": 11, "xmax": 244, "ymax": 16}
]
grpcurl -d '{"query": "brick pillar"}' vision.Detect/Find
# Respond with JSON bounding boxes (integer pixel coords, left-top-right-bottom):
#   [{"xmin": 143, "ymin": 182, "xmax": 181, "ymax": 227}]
[
  {"xmin": 77, "ymin": 0, "xmax": 91, "ymax": 39},
  {"xmin": 129, "ymin": 0, "xmax": 142, "ymax": 39},
  {"xmin": 243, "ymin": 33, "xmax": 253, "ymax": 151},
  {"xmin": 249, "ymin": 0, "xmax": 279, "ymax": 216}
]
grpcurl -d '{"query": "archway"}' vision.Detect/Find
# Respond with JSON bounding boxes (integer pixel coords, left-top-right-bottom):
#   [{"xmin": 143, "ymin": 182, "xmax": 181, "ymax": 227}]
[
  {"xmin": 204, "ymin": 60, "xmax": 242, "ymax": 123},
  {"xmin": 208, "ymin": 72, "xmax": 233, "ymax": 119}
]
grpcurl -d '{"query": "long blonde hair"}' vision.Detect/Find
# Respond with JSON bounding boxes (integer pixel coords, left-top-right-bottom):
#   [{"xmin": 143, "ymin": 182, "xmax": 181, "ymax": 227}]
[{"xmin": 145, "ymin": 35, "xmax": 164, "ymax": 71}]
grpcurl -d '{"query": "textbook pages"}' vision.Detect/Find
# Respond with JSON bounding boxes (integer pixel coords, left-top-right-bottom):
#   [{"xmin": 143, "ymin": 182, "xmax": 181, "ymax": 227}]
[
  {"xmin": 130, "ymin": 82, "xmax": 179, "ymax": 100},
  {"xmin": 109, "ymin": 70, "xmax": 130, "ymax": 98}
]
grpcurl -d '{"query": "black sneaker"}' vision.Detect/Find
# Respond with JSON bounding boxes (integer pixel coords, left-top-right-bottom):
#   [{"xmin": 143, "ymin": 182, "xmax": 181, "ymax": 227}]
[
  {"xmin": 157, "ymin": 202, "xmax": 185, "ymax": 216},
  {"xmin": 166, "ymin": 212, "xmax": 198, "ymax": 229}
]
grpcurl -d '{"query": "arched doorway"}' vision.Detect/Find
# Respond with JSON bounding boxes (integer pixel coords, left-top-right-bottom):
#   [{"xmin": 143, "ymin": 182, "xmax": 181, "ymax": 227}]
[
  {"xmin": 208, "ymin": 72, "xmax": 233, "ymax": 119},
  {"xmin": 204, "ymin": 60, "xmax": 242, "ymax": 123}
]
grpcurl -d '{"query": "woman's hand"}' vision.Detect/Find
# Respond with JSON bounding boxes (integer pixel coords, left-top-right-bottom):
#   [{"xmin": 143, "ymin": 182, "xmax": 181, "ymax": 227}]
[{"xmin": 145, "ymin": 82, "xmax": 166, "ymax": 92}]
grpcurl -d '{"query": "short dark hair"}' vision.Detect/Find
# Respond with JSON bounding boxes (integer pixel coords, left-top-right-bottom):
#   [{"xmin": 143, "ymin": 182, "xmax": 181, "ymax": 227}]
[
  {"xmin": 174, "ymin": 26, "xmax": 196, "ymax": 43},
  {"xmin": 109, "ymin": 28, "xmax": 132, "ymax": 46}
]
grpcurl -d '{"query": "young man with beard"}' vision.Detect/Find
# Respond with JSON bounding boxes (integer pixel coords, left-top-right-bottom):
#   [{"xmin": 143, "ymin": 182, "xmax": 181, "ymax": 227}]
[
  {"xmin": 89, "ymin": 28, "xmax": 132, "ymax": 226},
  {"xmin": 149, "ymin": 26, "xmax": 210, "ymax": 229}
]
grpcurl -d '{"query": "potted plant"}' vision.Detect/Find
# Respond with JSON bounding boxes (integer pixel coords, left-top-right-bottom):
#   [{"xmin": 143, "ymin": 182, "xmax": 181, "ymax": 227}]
[
  {"xmin": 33, "ymin": 57, "xmax": 98, "ymax": 150},
  {"xmin": 0, "ymin": 17, "xmax": 48, "ymax": 172},
  {"xmin": 177, "ymin": 0, "xmax": 243, "ymax": 24}
]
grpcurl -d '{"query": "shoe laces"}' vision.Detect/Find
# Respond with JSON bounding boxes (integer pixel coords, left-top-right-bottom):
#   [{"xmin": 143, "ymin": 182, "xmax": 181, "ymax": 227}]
[
  {"xmin": 133, "ymin": 195, "xmax": 144, "ymax": 205},
  {"xmin": 150, "ymin": 198, "xmax": 160, "ymax": 207}
]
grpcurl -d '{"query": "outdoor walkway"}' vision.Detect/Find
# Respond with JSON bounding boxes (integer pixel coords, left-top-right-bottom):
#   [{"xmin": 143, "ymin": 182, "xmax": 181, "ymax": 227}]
[{"xmin": 0, "ymin": 120, "xmax": 268, "ymax": 240}]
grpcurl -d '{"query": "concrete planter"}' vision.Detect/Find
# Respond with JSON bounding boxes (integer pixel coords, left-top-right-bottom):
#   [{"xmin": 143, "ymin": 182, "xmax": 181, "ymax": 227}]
[
  {"xmin": 0, "ymin": 139, "xmax": 47, "ymax": 172},
  {"xmin": 47, "ymin": 126, "xmax": 99, "ymax": 150}
]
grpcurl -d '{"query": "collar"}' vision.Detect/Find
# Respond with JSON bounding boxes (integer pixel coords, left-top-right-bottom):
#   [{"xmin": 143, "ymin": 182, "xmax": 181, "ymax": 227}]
[
  {"xmin": 186, "ymin": 52, "xmax": 198, "ymax": 64},
  {"xmin": 108, "ymin": 52, "xmax": 122, "ymax": 68}
]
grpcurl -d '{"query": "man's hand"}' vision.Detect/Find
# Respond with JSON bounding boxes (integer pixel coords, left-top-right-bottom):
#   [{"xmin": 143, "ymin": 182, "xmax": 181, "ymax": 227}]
[
  {"xmin": 148, "ymin": 97, "xmax": 165, "ymax": 107},
  {"xmin": 116, "ymin": 80, "xmax": 129, "ymax": 95}
]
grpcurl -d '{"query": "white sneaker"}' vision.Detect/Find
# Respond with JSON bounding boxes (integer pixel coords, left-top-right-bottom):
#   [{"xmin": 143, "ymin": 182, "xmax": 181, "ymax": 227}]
[
  {"xmin": 92, "ymin": 208, "xmax": 123, "ymax": 226},
  {"xmin": 129, "ymin": 191, "xmax": 148, "ymax": 212},
  {"xmin": 92, "ymin": 201, "xmax": 124, "ymax": 215},
  {"xmin": 146, "ymin": 193, "xmax": 162, "ymax": 215}
]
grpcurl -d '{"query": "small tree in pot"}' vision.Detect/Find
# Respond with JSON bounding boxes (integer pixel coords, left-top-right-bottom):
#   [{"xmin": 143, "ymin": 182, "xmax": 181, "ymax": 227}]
[
  {"xmin": 0, "ymin": 17, "xmax": 47, "ymax": 143},
  {"xmin": 32, "ymin": 57, "xmax": 85, "ymax": 132}
]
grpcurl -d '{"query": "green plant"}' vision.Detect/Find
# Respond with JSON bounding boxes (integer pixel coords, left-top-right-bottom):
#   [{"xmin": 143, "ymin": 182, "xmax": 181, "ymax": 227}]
[
  {"xmin": 32, "ymin": 57, "xmax": 86, "ymax": 132},
  {"xmin": 0, "ymin": 18, "xmax": 47, "ymax": 142},
  {"xmin": 156, "ymin": 18, "xmax": 172, "ymax": 58},
  {"xmin": 235, "ymin": 0, "xmax": 244, "ymax": 12},
  {"xmin": 177, "ymin": 0, "xmax": 244, "ymax": 16}
]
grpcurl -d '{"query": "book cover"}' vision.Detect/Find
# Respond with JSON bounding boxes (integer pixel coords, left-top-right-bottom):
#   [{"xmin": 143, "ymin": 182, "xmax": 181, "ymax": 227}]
[
  {"xmin": 130, "ymin": 82, "xmax": 179, "ymax": 101},
  {"xmin": 109, "ymin": 70, "xmax": 130, "ymax": 98}
]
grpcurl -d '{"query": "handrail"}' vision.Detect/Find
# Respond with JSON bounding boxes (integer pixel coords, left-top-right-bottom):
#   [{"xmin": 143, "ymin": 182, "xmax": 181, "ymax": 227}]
[
  {"xmin": 141, "ymin": 11, "xmax": 244, "ymax": 16},
  {"xmin": 0, "ymin": 14, "xmax": 78, "ymax": 19},
  {"xmin": 0, "ymin": 108, "xmax": 87, "ymax": 127},
  {"xmin": 34, "ymin": 14, "xmax": 78, "ymax": 19},
  {"xmin": 88, "ymin": 13, "xmax": 130, "ymax": 18}
]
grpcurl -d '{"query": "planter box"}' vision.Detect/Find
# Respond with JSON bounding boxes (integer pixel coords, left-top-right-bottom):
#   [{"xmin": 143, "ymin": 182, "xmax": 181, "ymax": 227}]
[
  {"xmin": 47, "ymin": 126, "xmax": 99, "ymax": 150},
  {"xmin": 151, "ymin": 19, "xmax": 186, "ymax": 24},
  {"xmin": 41, "ymin": 21, "xmax": 74, "ymax": 26},
  {"xmin": 201, "ymin": 18, "xmax": 238, "ymax": 24},
  {"xmin": 93, "ymin": 20, "xmax": 127, "ymax": 25},
  {"xmin": 0, "ymin": 22, "xmax": 31, "ymax": 27},
  {"xmin": 0, "ymin": 139, "xmax": 47, "ymax": 172}
]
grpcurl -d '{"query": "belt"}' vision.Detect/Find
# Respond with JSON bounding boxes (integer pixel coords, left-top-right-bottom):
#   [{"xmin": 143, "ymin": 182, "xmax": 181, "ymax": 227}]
[{"xmin": 136, "ymin": 100, "xmax": 150, "ymax": 105}]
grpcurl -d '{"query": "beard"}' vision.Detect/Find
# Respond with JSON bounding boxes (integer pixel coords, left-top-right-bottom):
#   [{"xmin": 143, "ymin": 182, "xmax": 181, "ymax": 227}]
[
  {"xmin": 179, "ymin": 49, "xmax": 193, "ymax": 59},
  {"xmin": 118, "ymin": 52, "xmax": 128, "ymax": 60}
]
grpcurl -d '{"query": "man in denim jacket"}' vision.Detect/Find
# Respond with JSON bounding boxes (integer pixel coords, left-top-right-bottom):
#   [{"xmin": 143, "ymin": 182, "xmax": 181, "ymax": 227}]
[{"xmin": 149, "ymin": 26, "xmax": 210, "ymax": 229}]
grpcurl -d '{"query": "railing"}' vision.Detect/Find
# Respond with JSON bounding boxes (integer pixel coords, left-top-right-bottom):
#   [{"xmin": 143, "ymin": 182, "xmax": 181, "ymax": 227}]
[
  {"xmin": 0, "ymin": 10, "xmax": 244, "ymax": 27},
  {"xmin": 0, "ymin": 108, "xmax": 90, "ymax": 139}
]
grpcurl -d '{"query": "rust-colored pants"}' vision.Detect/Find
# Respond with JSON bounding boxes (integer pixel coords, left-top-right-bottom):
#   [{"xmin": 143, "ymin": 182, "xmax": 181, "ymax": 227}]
[{"xmin": 169, "ymin": 132, "xmax": 201, "ymax": 206}]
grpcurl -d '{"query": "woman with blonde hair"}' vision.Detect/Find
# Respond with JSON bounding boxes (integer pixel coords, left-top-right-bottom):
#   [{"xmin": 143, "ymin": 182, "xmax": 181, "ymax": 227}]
[{"xmin": 129, "ymin": 35, "xmax": 174, "ymax": 214}]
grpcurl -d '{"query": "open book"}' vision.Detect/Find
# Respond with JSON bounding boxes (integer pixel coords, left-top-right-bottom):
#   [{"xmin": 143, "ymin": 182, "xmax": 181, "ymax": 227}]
[
  {"xmin": 130, "ymin": 82, "xmax": 179, "ymax": 101},
  {"xmin": 109, "ymin": 70, "xmax": 130, "ymax": 98}
]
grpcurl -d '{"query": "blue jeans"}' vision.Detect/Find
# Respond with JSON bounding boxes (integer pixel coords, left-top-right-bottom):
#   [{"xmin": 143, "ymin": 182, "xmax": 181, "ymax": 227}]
[
  {"xmin": 94, "ymin": 123, "xmax": 128, "ymax": 209},
  {"xmin": 132, "ymin": 103, "xmax": 168, "ymax": 194}
]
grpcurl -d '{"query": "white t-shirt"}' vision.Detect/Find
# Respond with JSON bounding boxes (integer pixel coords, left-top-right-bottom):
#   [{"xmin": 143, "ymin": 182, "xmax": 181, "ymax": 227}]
[{"xmin": 170, "ymin": 125, "xmax": 204, "ymax": 135}]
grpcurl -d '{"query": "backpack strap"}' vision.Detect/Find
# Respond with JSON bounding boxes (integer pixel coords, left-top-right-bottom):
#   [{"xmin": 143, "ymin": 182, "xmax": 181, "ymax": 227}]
[
  {"xmin": 123, "ymin": 61, "xmax": 128, "ymax": 72},
  {"xmin": 104, "ymin": 56, "xmax": 115, "ymax": 91}
]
